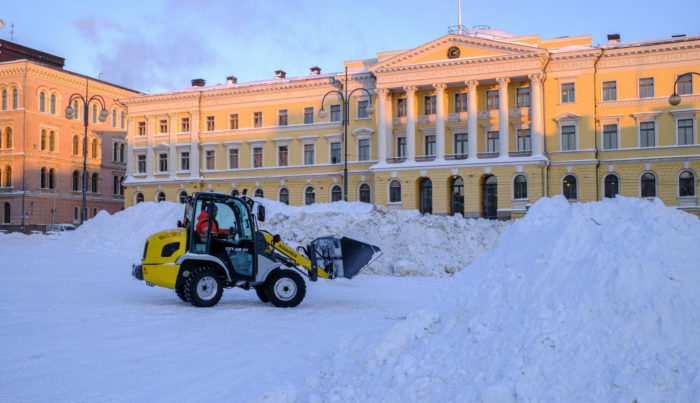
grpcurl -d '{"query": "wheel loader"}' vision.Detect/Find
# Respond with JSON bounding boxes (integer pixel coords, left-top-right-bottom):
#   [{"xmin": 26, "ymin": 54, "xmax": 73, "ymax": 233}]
[{"xmin": 131, "ymin": 191, "xmax": 381, "ymax": 308}]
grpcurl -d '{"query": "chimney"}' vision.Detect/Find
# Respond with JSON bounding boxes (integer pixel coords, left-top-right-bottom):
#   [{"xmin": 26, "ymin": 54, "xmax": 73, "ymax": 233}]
[
  {"xmin": 226, "ymin": 76, "xmax": 238, "ymax": 84},
  {"xmin": 310, "ymin": 66, "xmax": 321, "ymax": 75},
  {"xmin": 607, "ymin": 34, "xmax": 620, "ymax": 44},
  {"xmin": 275, "ymin": 70, "xmax": 286, "ymax": 79},
  {"xmin": 191, "ymin": 78, "xmax": 206, "ymax": 87}
]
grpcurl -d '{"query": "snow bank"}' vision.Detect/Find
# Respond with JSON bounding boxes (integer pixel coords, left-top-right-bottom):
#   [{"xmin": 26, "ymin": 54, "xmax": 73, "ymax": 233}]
[{"xmin": 311, "ymin": 196, "xmax": 700, "ymax": 401}]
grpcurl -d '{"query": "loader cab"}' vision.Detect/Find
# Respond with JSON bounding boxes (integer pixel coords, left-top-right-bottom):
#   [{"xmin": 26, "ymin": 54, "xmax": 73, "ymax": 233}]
[{"xmin": 188, "ymin": 193, "xmax": 258, "ymax": 280}]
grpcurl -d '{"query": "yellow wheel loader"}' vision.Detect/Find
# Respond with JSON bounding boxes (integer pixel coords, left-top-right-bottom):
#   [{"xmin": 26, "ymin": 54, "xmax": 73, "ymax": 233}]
[{"xmin": 131, "ymin": 192, "xmax": 381, "ymax": 308}]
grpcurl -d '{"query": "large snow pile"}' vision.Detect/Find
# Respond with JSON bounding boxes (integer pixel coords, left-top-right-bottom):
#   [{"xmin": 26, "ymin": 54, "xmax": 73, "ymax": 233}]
[{"xmin": 310, "ymin": 196, "xmax": 700, "ymax": 402}]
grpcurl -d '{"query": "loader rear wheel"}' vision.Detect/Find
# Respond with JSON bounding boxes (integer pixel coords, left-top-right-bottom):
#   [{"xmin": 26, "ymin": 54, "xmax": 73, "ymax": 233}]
[
  {"xmin": 264, "ymin": 269, "xmax": 305, "ymax": 308},
  {"xmin": 185, "ymin": 266, "xmax": 223, "ymax": 307},
  {"xmin": 254, "ymin": 286, "xmax": 269, "ymax": 303}
]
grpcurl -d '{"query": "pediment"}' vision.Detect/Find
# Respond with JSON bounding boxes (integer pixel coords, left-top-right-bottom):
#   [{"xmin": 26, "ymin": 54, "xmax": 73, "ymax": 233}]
[{"xmin": 370, "ymin": 34, "xmax": 545, "ymax": 72}]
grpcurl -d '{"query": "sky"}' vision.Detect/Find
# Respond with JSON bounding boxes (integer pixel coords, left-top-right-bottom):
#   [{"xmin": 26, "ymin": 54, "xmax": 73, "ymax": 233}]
[{"xmin": 2, "ymin": 0, "xmax": 699, "ymax": 94}]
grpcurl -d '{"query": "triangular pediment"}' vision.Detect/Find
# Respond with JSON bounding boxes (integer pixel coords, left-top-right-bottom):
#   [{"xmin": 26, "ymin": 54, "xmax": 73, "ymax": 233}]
[{"xmin": 370, "ymin": 34, "xmax": 545, "ymax": 71}]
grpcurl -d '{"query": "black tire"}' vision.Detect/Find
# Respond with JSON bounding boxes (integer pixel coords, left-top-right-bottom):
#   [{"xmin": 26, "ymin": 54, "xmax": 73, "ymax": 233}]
[
  {"xmin": 254, "ymin": 286, "xmax": 269, "ymax": 303},
  {"xmin": 175, "ymin": 281, "xmax": 189, "ymax": 302},
  {"xmin": 184, "ymin": 266, "xmax": 223, "ymax": 307},
  {"xmin": 263, "ymin": 269, "xmax": 306, "ymax": 308}
]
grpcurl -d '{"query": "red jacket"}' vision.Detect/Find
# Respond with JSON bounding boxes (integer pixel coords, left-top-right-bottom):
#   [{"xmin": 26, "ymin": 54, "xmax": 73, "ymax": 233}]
[{"xmin": 196, "ymin": 210, "xmax": 226, "ymax": 240}]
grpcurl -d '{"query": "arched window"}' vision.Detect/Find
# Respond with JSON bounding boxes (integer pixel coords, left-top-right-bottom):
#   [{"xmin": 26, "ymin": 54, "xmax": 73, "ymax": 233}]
[
  {"xmin": 112, "ymin": 109, "xmax": 116, "ymax": 127},
  {"xmin": 135, "ymin": 193, "xmax": 144, "ymax": 204},
  {"xmin": 482, "ymin": 176, "xmax": 498, "ymax": 219},
  {"xmin": 679, "ymin": 171, "xmax": 696, "ymax": 197},
  {"xmin": 331, "ymin": 185, "xmax": 342, "ymax": 202},
  {"xmin": 305, "ymin": 187, "xmax": 315, "ymax": 205},
  {"xmin": 3, "ymin": 166, "xmax": 11, "ymax": 187},
  {"xmin": 389, "ymin": 180, "xmax": 401, "ymax": 203},
  {"xmin": 359, "ymin": 184, "xmax": 371, "ymax": 203},
  {"xmin": 5, "ymin": 127, "xmax": 11, "ymax": 148},
  {"xmin": 92, "ymin": 104, "xmax": 97, "ymax": 123},
  {"xmin": 3, "ymin": 202, "xmax": 9, "ymax": 224},
  {"xmin": 120, "ymin": 111, "xmax": 125, "ymax": 129},
  {"xmin": 120, "ymin": 177, "xmax": 124, "ymax": 195},
  {"xmin": 41, "ymin": 130, "xmax": 47, "ymax": 151},
  {"xmin": 604, "ymin": 174, "xmax": 619, "ymax": 198},
  {"xmin": 113, "ymin": 143, "xmax": 118, "ymax": 161},
  {"xmin": 48, "ymin": 169, "xmax": 55, "ymax": 189},
  {"xmin": 91, "ymin": 173, "xmax": 98, "ymax": 193},
  {"xmin": 12, "ymin": 89, "xmax": 18, "ymax": 109},
  {"xmin": 157, "ymin": 192, "xmax": 166, "ymax": 202},
  {"xmin": 40, "ymin": 167, "xmax": 47, "ymax": 189},
  {"xmin": 91, "ymin": 139, "xmax": 98, "ymax": 158},
  {"xmin": 73, "ymin": 100, "xmax": 79, "ymax": 120},
  {"xmin": 419, "ymin": 178, "xmax": 432, "ymax": 214},
  {"xmin": 72, "ymin": 136, "xmax": 79, "ymax": 155},
  {"xmin": 119, "ymin": 143, "xmax": 125, "ymax": 162},
  {"xmin": 279, "ymin": 188, "xmax": 289, "ymax": 205},
  {"xmin": 39, "ymin": 92, "xmax": 45, "ymax": 112},
  {"xmin": 72, "ymin": 171, "xmax": 79, "ymax": 191},
  {"xmin": 1, "ymin": 89, "xmax": 6, "ymax": 110},
  {"xmin": 254, "ymin": 188, "xmax": 264, "ymax": 198},
  {"xmin": 50, "ymin": 94, "xmax": 56, "ymax": 114},
  {"xmin": 74, "ymin": 206, "xmax": 79, "ymax": 221},
  {"xmin": 451, "ymin": 177, "xmax": 464, "ymax": 215},
  {"xmin": 563, "ymin": 175, "xmax": 577, "ymax": 200},
  {"xmin": 178, "ymin": 191, "xmax": 188, "ymax": 203},
  {"xmin": 49, "ymin": 131, "xmax": 55, "ymax": 152},
  {"xmin": 641, "ymin": 173, "xmax": 656, "ymax": 198},
  {"xmin": 231, "ymin": 189, "xmax": 240, "ymax": 196},
  {"xmin": 113, "ymin": 176, "xmax": 119, "ymax": 195},
  {"xmin": 514, "ymin": 175, "xmax": 528, "ymax": 200}
]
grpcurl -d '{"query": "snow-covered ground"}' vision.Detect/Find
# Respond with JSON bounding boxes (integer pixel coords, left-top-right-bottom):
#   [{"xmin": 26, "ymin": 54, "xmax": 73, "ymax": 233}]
[{"xmin": 1, "ymin": 196, "xmax": 698, "ymax": 402}]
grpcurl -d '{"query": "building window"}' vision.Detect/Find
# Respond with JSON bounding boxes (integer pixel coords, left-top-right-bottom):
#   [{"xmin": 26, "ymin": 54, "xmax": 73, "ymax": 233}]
[
  {"xmin": 679, "ymin": 171, "xmax": 696, "ymax": 197},
  {"xmin": 640, "ymin": 121, "xmax": 655, "ymax": 147},
  {"xmin": 455, "ymin": 93, "xmax": 467, "ymax": 113},
  {"xmin": 119, "ymin": 144, "xmax": 125, "ymax": 162},
  {"xmin": 135, "ymin": 193, "xmax": 144, "ymax": 204},
  {"xmin": 514, "ymin": 175, "xmax": 527, "ymax": 200},
  {"xmin": 3, "ymin": 202, "xmax": 9, "ymax": 223},
  {"xmin": 181, "ymin": 117, "xmax": 190, "ymax": 132},
  {"xmin": 358, "ymin": 139, "xmax": 370, "ymax": 161},
  {"xmin": 487, "ymin": 131, "xmax": 499, "ymax": 153},
  {"xmin": 278, "ymin": 109, "xmax": 288, "ymax": 126},
  {"xmin": 279, "ymin": 188, "xmax": 289, "ymax": 205},
  {"xmin": 113, "ymin": 175, "xmax": 119, "ymax": 195},
  {"xmin": 603, "ymin": 81, "xmax": 617, "ymax": 101},
  {"xmin": 331, "ymin": 185, "xmax": 342, "ymax": 202},
  {"xmin": 4, "ymin": 128, "xmax": 11, "ymax": 148},
  {"xmin": 72, "ymin": 171, "xmax": 80, "ymax": 191},
  {"xmin": 158, "ymin": 152, "xmax": 168, "ymax": 172},
  {"xmin": 74, "ymin": 206, "xmax": 79, "ymax": 221},
  {"xmin": 454, "ymin": 133, "xmax": 468, "ymax": 157},
  {"xmin": 516, "ymin": 87, "xmax": 530, "ymax": 107},
  {"xmin": 1, "ymin": 90, "xmax": 6, "ymax": 110},
  {"xmin": 305, "ymin": 187, "xmax": 315, "ymax": 205},
  {"xmin": 229, "ymin": 113, "xmax": 239, "ymax": 130},
  {"xmin": 639, "ymin": 78, "xmax": 654, "ymax": 98},
  {"xmin": 330, "ymin": 142, "xmax": 341, "ymax": 164},
  {"xmin": 561, "ymin": 125, "xmax": 576, "ymax": 151},
  {"xmin": 254, "ymin": 189, "xmax": 264, "ymax": 198},
  {"xmin": 41, "ymin": 130, "xmax": 47, "ymax": 151},
  {"xmin": 419, "ymin": 178, "xmax": 432, "ymax": 214},
  {"xmin": 50, "ymin": 94, "xmax": 56, "ymax": 114},
  {"xmin": 113, "ymin": 143, "xmax": 119, "ymax": 161},
  {"xmin": 91, "ymin": 173, "xmax": 98, "ymax": 193},
  {"xmin": 303, "ymin": 143, "xmax": 314, "ymax": 165},
  {"xmin": 137, "ymin": 121, "xmax": 146, "ymax": 136},
  {"xmin": 517, "ymin": 129, "xmax": 531, "ymax": 152},
  {"xmin": 389, "ymin": 180, "xmax": 401, "ymax": 203},
  {"xmin": 121, "ymin": 111, "xmax": 125, "ymax": 129},
  {"xmin": 304, "ymin": 107, "xmax": 314, "ymax": 124},
  {"xmin": 278, "ymin": 145, "xmax": 288, "ymax": 166},
  {"xmin": 40, "ymin": 167, "xmax": 47, "ymax": 189},
  {"xmin": 561, "ymin": 83, "xmax": 575, "ymax": 103},
  {"xmin": 397, "ymin": 98, "xmax": 406, "ymax": 117},
  {"xmin": 641, "ymin": 173, "xmax": 656, "ymax": 198},
  {"xmin": 359, "ymin": 184, "xmax": 371, "ymax": 203},
  {"xmin": 73, "ymin": 100, "xmax": 79, "ymax": 120},
  {"xmin": 112, "ymin": 110, "xmax": 117, "ymax": 127},
  {"xmin": 425, "ymin": 135, "xmax": 435, "ymax": 156},
  {"xmin": 137, "ymin": 155, "xmax": 146, "ymax": 173},
  {"xmin": 330, "ymin": 104, "xmax": 341, "ymax": 122},
  {"xmin": 563, "ymin": 175, "xmax": 577, "ymax": 200},
  {"xmin": 12, "ymin": 89, "xmax": 18, "ymax": 109},
  {"xmin": 358, "ymin": 100, "xmax": 369, "ymax": 119},
  {"xmin": 206, "ymin": 150, "xmax": 216, "ymax": 170},
  {"xmin": 677, "ymin": 74, "xmax": 693, "ymax": 95},
  {"xmin": 486, "ymin": 90, "xmax": 498, "ymax": 110},
  {"xmin": 221, "ymin": 148, "xmax": 235, "ymax": 170},
  {"xmin": 397, "ymin": 137, "xmax": 406, "ymax": 157},
  {"xmin": 49, "ymin": 169, "xmax": 55, "ymax": 189},
  {"xmin": 604, "ymin": 174, "xmax": 619, "ymax": 198},
  {"xmin": 206, "ymin": 116, "xmax": 215, "ymax": 131},
  {"xmin": 159, "ymin": 119, "xmax": 168, "ymax": 134},
  {"xmin": 253, "ymin": 147, "xmax": 263, "ymax": 168},
  {"xmin": 253, "ymin": 112, "xmax": 263, "ymax": 128},
  {"xmin": 92, "ymin": 104, "xmax": 97, "ymax": 123},
  {"xmin": 49, "ymin": 132, "xmax": 55, "ymax": 152},
  {"xmin": 91, "ymin": 139, "xmax": 98, "ymax": 158},
  {"xmin": 178, "ymin": 191, "xmax": 188, "ymax": 203},
  {"xmin": 120, "ymin": 177, "xmax": 124, "ymax": 195},
  {"xmin": 39, "ymin": 92, "xmax": 45, "ymax": 112},
  {"xmin": 678, "ymin": 119, "xmax": 694, "ymax": 145},
  {"xmin": 424, "ymin": 96, "xmax": 436, "ymax": 115},
  {"xmin": 157, "ymin": 192, "xmax": 166, "ymax": 202},
  {"xmin": 3, "ymin": 166, "xmax": 11, "ymax": 187},
  {"xmin": 180, "ymin": 151, "xmax": 190, "ymax": 171},
  {"xmin": 603, "ymin": 124, "xmax": 618, "ymax": 150},
  {"xmin": 72, "ymin": 136, "xmax": 79, "ymax": 155}
]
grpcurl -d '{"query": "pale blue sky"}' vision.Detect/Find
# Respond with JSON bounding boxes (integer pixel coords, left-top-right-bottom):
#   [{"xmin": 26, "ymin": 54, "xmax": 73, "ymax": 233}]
[{"xmin": 3, "ymin": 0, "xmax": 698, "ymax": 93}]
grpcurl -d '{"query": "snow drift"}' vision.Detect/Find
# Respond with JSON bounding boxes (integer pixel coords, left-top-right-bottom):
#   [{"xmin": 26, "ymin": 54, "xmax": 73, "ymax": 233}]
[{"xmin": 310, "ymin": 196, "xmax": 700, "ymax": 402}]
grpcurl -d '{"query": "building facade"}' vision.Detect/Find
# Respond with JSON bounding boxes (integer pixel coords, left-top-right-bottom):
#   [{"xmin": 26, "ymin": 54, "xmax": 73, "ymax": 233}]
[
  {"xmin": 121, "ymin": 29, "xmax": 700, "ymax": 218},
  {"xmin": 0, "ymin": 40, "xmax": 138, "ymax": 231}
]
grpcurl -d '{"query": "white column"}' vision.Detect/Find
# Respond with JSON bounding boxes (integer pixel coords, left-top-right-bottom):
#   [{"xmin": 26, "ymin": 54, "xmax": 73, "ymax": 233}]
[
  {"xmin": 384, "ymin": 89, "xmax": 393, "ymax": 160},
  {"xmin": 404, "ymin": 85, "xmax": 417, "ymax": 162},
  {"xmin": 126, "ymin": 117, "xmax": 135, "ymax": 178},
  {"xmin": 190, "ymin": 111, "xmax": 201, "ymax": 177},
  {"xmin": 529, "ymin": 73, "xmax": 544, "ymax": 156},
  {"xmin": 146, "ymin": 116, "xmax": 154, "ymax": 177},
  {"xmin": 466, "ymin": 80, "xmax": 478, "ymax": 160},
  {"xmin": 434, "ymin": 83, "xmax": 446, "ymax": 160},
  {"xmin": 376, "ymin": 88, "xmax": 389, "ymax": 164},
  {"xmin": 168, "ymin": 112, "xmax": 177, "ymax": 178},
  {"xmin": 497, "ymin": 77, "xmax": 510, "ymax": 157}
]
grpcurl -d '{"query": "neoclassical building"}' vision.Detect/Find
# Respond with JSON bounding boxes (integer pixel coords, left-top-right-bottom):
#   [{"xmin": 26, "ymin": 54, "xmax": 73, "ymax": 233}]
[{"xmin": 121, "ymin": 29, "xmax": 700, "ymax": 218}]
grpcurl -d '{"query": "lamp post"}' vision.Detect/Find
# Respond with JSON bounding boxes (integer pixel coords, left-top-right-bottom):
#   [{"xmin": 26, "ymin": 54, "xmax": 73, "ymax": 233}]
[
  {"xmin": 65, "ymin": 85, "xmax": 108, "ymax": 224},
  {"xmin": 318, "ymin": 67, "xmax": 375, "ymax": 201},
  {"xmin": 668, "ymin": 72, "xmax": 700, "ymax": 106}
]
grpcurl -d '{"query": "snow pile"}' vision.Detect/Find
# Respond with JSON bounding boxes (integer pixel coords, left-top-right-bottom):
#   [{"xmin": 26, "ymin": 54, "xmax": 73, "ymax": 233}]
[
  {"xmin": 259, "ymin": 199, "xmax": 508, "ymax": 276},
  {"xmin": 310, "ymin": 196, "xmax": 700, "ymax": 401}
]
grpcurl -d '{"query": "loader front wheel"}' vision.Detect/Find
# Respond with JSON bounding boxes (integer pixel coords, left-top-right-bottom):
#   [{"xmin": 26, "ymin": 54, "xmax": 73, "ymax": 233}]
[
  {"xmin": 185, "ymin": 266, "xmax": 223, "ymax": 307},
  {"xmin": 264, "ymin": 269, "xmax": 306, "ymax": 308}
]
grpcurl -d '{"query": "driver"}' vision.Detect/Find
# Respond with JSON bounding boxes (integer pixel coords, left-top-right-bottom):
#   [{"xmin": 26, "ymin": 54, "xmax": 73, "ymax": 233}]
[{"xmin": 195, "ymin": 202, "xmax": 229, "ymax": 241}]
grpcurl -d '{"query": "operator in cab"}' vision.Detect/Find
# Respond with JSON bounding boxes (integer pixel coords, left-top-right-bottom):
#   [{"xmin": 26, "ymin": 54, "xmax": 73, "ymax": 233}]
[{"xmin": 195, "ymin": 202, "xmax": 229, "ymax": 241}]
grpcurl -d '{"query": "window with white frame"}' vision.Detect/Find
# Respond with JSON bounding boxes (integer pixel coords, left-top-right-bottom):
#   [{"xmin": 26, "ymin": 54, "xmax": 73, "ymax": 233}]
[
  {"xmin": 677, "ymin": 74, "xmax": 693, "ymax": 95},
  {"xmin": 487, "ymin": 131, "xmax": 499, "ymax": 153},
  {"xmin": 206, "ymin": 116, "xmax": 215, "ymax": 131},
  {"xmin": 397, "ymin": 137, "xmax": 406, "ymax": 157},
  {"xmin": 253, "ymin": 147, "xmax": 263, "ymax": 168},
  {"xmin": 278, "ymin": 145, "xmax": 288, "ymax": 166},
  {"xmin": 331, "ymin": 185, "xmax": 342, "ymax": 202},
  {"xmin": 159, "ymin": 119, "xmax": 168, "ymax": 134},
  {"xmin": 358, "ymin": 138, "xmax": 370, "ymax": 161},
  {"xmin": 517, "ymin": 129, "xmax": 531, "ymax": 152},
  {"xmin": 639, "ymin": 78, "xmax": 654, "ymax": 98},
  {"xmin": 389, "ymin": 180, "xmax": 401, "ymax": 203},
  {"xmin": 158, "ymin": 152, "xmax": 168, "ymax": 172},
  {"xmin": 358, "ymin": 100, "xmax": 369, "ymax": 119},
  {"xmin": 253, "ymin": 112, "xmax": 263, "ymax": 128},
  {"xmin": 330, "ymin": 142, "xmax": 341, "ymax": 164},
  {"xmin": 603, "ymin": 81, "xmax": 617, "ymax": 101},
  {"xmin": 397, "ymin": 98, "xmax": 406, "ymax": 117},
  {"xmin": 424, "ymin": 96, "xmax": 436, "ymax": 115},
  {"xmin": 359, "ymin": 184, "xmax": 371, "ymax": 203},
  {"xmin": 679, "ymin": 171, "xmax": 696, "ymax": 197},
  {"xmin": 137, "ymin": 154, "xmax": 146, "ymax": 174},
  {"xmin": 137, "ymin": 121, "xmax": 146, "ymax": 136},
  {"xmin": 513, "ymin": 175, "xmax": 528, "ymax": 200},
  {"xmin": 455, "ymin": 93, "xmax": 467, "ymax": 113},
  {"xmin": 228, "ymin": 148, "xmax": 239, "ymax": 169},
  {"xmin": 278, "ymin": 109, "xmax": 288, "ymax": 126},
  {"xmin": 641, "ymin": 172, "xmax": 656, "ymax": 198},
  {"xmin": 229, "ymin": 113, "xmax": 239, "ymax": 130},
  {"xmin": 516, "ymin": 87, "xmax": 530, "ymax": 107},
  {"xmin": 304, "ymin": 107, "xmax": 314, "ymax": 124},
  {"xmin": 561, "ymin": 126, "xmax": 576, "ymax": 151},
  {"xmin": 330, "ymin": 104, "xmax": 341, "ymax": 122},
  {"xmin": 640, "ymin": 122, "xmax": 655, "ymax": 148},
  {"xmin": 486, "ymin": 90, "xmax": 498, "ymax": 110},
  {"xmin": 305, "ymin": 187, "xmax": 315, "ymax": 205},
  {"xmin": 604, "ymin": 174, "xmax": 619, "ymax": 198},
  {"xmin": 303, "ymin": 143, "xmax": 314, "ymax": 165},
  {"xmin": 205, "ymin": 149, "xmax": 216, "ymax": 170},
  {"xmin": 181, "ymin": 117, "xmax": 190, "ymax": 133},
  {"xmin": 603, "ymin": 124, "xmax": 618, "ymax": 150},
  {"xmin": 279, "ymin": 188, "xmax": 289, "ymax": 205},
  {"xmin": 454, "ymin": 133, "xmax": 468, "ymax": 157},
  {"xmin": 180, "ymin": 150, "xmax": 190, "ymax": 171},
  {"xmin": 424, "ymin": 135, "xmax": 435, "ymax": 156},
  {"xmin": 671, "ymin": 110, "xmax": 697, "ymax": 146},
  {"xmin": 561, "ymin": 83, "xmax": 575, "ymax": 103}
]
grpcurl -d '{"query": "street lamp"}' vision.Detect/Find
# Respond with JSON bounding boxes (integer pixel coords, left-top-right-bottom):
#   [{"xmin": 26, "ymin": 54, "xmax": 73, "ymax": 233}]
[
  {"xmin": 668, "ymin": 72, "xmax": 700, "ymax": 106},
  {"xmin": 318, "ymin": 67, "xmax": 375, "ymax": 201},
  {"xmin": 65, "ymin": 88, "xmax": 108, "ymax": 224}
]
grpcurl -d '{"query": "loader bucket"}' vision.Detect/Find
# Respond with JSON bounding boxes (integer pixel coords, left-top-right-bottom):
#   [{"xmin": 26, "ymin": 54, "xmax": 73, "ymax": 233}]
[{"xmin": 309, "ymin": 236, "xmax": 382, "ymax": 279}]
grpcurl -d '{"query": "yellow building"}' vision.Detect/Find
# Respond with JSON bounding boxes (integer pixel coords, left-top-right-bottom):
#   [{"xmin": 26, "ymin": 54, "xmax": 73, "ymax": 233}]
[{"xmin": 121, "ymin": 29, "xmax": 700, "ymax": 218}]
